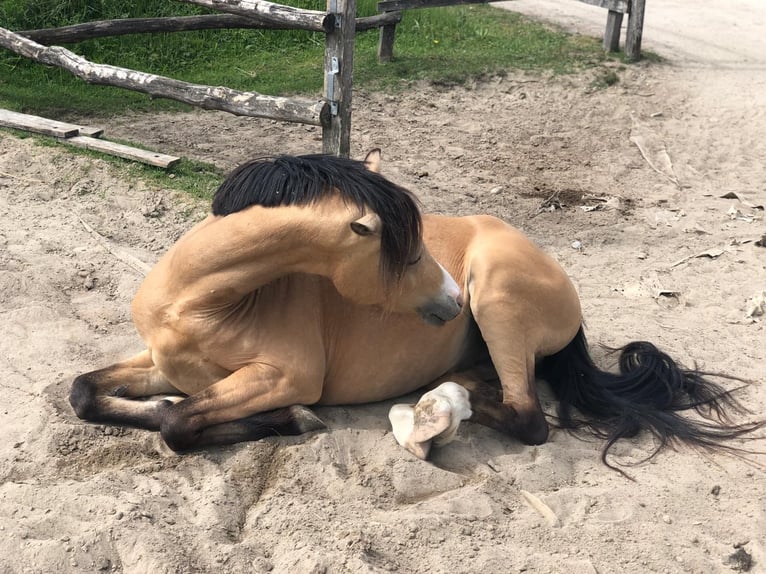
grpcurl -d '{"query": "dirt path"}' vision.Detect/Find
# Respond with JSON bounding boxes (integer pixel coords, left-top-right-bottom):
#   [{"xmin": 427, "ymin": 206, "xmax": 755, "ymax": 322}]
[{"xmin": 1, "ymin": 5, "xmax": 765, "ymax": 573}]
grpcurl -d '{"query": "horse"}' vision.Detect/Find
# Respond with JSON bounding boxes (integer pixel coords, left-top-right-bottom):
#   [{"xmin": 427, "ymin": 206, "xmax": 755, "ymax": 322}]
[{"xmin": 70, "ymin": 150, "xmax": 762, "ymax": 469}]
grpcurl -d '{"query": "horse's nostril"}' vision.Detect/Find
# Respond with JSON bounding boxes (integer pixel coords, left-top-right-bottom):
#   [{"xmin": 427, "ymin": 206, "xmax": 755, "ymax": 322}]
[{"xmin": 455, "ymin": 291, "xmax": 465, "ymax": 309}]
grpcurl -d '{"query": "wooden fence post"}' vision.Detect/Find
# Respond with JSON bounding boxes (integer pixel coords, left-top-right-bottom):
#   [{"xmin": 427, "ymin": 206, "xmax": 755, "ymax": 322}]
[
  {"xmin": 625, "ymin": 0, "xmax": 645, "ymax": 61},
  {"xmin": 377, "ymin": 19, "xmax": 397, "ymax": 62},
  {"xmin": 323, "ymin": 0, "xmax": 356, "ymax": 157},
  {"xmin": 603, "ymin": 10, "xmax": 623, "ymax": 52}
]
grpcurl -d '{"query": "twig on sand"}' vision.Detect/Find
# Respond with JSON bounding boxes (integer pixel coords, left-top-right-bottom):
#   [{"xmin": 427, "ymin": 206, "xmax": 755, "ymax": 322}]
[
  {"xmin": 73, "ymin": 212, "xmax": 151, "ymax": 276},
  {"xmin": 0, "ymin": 170, "xmax": 45, "ymax": 184},
  {"xmin": 520, "ymin": 489, "xmax": 560, "ymax": 527}
]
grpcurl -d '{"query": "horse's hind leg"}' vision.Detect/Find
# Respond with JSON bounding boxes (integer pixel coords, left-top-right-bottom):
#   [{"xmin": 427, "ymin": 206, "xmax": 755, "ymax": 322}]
[
  {"xmin": 423, "ymin": 373, "xmax": 519, "ymax": 432},
  {"xmin": 69, "ymin": 350, "xmax": 181, "ymax": 431}
]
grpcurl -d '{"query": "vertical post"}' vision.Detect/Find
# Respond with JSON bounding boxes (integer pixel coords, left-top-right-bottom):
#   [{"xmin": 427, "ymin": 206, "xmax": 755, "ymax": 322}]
[
  {"xmin": 377, "ymin": 18, "xmax": 398, "ymax": 62},
  {"xmin": 625, "ymin": 0, "xmax": 646, "ymax": 61},
  {"xmin": 603, "ymin": 10, "xmax": 623, "ymax": 53},
  {"xmin": 323, "ymin": 0, "xmax": 356, "ymax": 157}
]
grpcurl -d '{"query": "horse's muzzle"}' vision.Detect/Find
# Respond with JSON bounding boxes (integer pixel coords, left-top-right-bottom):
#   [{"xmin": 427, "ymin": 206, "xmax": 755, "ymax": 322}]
[
  {"xmin": 417, "ymin": 294, "xmax": 463, "ymax": 326},
  {"xmin": 417, "ymin": 262, "xmax": 464, "ymax": 326}
]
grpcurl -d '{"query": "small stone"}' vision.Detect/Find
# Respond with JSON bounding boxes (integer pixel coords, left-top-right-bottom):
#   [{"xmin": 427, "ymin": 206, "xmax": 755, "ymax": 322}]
[
  {"xmin": 662, "ymin": 514, "xmax": 672, "ymax": 524},
  {"xmin": 711, "ymin": 485, "xmax": 721, "ymax": 496},
  {"xmin": 571, "ymin": 240, "xmax": 583, "ymax": 250},
  {"xmin": 725, "ymin": 547, "xmax": 753, "ymax": 571}
]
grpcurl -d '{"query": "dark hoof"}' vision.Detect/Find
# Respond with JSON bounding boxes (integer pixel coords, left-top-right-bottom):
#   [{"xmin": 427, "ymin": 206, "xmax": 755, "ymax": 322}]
[{"xmin": 289, "ymin": 405, "xmax": 327, "ymax": 434}]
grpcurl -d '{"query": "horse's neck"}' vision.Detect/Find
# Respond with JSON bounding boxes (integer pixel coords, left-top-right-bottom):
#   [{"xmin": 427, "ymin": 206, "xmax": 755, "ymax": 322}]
[{"xmin": 161, "ymin": 204, "xmax": 347, "ymax": 303}]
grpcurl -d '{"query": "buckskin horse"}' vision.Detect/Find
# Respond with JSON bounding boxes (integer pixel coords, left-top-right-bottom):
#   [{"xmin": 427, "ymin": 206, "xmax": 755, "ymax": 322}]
[{"xmin": 70, "ymin": 150, "xmax": 761, "ymax": 468}]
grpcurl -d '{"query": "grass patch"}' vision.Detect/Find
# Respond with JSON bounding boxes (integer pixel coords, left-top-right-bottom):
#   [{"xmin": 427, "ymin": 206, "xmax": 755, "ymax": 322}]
[
  {"xmin": 0, "ymin": 0, "xmax": 612, "ymax": 116},
  {"xmin": 1, "ymin": 127, "xmax": 225, "ymax": 200},
  {"xmin": 129, "ymin": 157, "xmax": 225, "ymax": 201},
  {"xmin": 0, "ymin": 0, "xmax": 620, "ymax": 198}
]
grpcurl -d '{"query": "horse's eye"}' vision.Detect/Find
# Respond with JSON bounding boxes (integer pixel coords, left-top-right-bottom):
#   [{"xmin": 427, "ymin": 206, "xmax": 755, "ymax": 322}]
[{"xmin": 408, "ymin": 254, "xmax": 422, "ymax": 266}]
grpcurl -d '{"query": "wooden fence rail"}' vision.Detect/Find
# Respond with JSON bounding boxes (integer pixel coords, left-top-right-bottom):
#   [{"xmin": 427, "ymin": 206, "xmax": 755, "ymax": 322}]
[
  {"xmin": 17, "ymin": 12, "xmax": 400, "ymax": 45},
  {"xmin": 0, "ymin": 27, "xmax": 329, "ymax": 126},
  {"xmin": 0, "ymin": 0, "xmax": 360, "ymax": 156},
  {"xmin": 1, "ymin": 0, "xmax": 646, "ymax": 159}
]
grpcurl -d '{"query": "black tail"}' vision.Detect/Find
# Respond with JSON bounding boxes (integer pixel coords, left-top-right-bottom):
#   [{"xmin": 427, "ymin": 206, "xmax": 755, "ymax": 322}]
[{"xmin": 538, "ymin": 326, "xmax": 764, "ymax": 470}]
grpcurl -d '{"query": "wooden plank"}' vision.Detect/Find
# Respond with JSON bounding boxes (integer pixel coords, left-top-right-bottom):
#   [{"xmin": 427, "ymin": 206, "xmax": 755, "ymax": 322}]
[
  {"xmin": 625, "ymin": 0, "xmax": 646, "ymax": 60},
  {"xmin": 77, "ymin": 126, "xmax": 104, "ymax": 137},
  {"xmin": 0, "ymin": 108, "xmax": 104, "ymax": 138},
  {"xmin": 378, "ymin": 0, "xmax": 486, "ymax": 11},
  {"xmin": 577, "ymin": 0, "xmax": 629, "ymax": 13},
  {"xmin": 603, "ymin": 10, "xmax": 623, "ymax": 52},
  {"xmin": 0, "ymin": 108, "xmax": 79, "ymax": 137},
  {"xmin": 63, "ymin": 136, "xmax": 180, "ymax": 169}
]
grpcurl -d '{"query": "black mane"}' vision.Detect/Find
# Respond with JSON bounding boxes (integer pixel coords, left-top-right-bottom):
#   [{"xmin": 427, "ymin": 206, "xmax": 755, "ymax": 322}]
[{"xmin": 211, "ymin": 154, "xmax": 422, "ymax": 284}]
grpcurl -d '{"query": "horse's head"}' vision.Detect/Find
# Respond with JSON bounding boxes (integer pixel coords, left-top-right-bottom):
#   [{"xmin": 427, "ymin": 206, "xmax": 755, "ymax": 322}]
[
  {"xmin": 329, "ymin": 150, "xmax": 463, "ymax": 325},
  {"xmin": 211, "ymin": 151, "xmax": 463, "ymax": 325}
]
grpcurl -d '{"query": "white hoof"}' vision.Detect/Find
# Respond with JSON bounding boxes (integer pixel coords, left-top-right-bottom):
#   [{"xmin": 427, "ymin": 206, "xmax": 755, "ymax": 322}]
[
  {"xmin": 388, "ymin": 382, "xmax": 472, "ymax": 458},
  {"xmin": 388, "ymin": 404, "xmax": 432, "ymax": 460}
]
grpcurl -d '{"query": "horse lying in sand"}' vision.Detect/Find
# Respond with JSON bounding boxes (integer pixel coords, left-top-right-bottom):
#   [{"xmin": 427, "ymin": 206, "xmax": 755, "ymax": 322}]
[{"xmin": 70, "ymin": 150, "xmax": 761, "ymax": 467}]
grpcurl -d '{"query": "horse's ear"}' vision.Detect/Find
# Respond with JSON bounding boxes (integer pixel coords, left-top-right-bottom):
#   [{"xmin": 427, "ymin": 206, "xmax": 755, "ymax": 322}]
[
  {"xmin": 364, "ymin": 148, "xmax": 382, "ymax": 174},
  {"xmin": 350, "ymin": 212, "xmax": 382, "ymax": 236}
]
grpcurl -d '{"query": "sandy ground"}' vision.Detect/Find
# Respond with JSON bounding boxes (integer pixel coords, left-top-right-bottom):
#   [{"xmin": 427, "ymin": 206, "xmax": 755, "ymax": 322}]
[{"xmin": 1, "ymin": 2, "xmax": 765, "ymax": 572}]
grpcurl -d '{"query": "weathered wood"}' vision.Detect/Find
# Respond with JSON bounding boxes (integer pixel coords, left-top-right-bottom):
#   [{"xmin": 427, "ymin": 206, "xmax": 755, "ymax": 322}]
[
  {"xmin": 177, "ymin": 0, "xmax": 331, "ymax": 32},
  {"xmin": 16, "ymin": 12, "xmax": 401, "ymax": 46},
  {"xmin": 0, "ymin": 109, "xmax": 105, "ymax": 138},
  {"xmin": 603, "ymin": 9, "xmax": 623, "ymax": 52},
  {"xmin": 376, "ymin": 0, "xmax": 486, "ymax": 61},
  {"xmin": 0, "ymin": 27, "xmax": 328, "ymax": 125},
  {"xmin": 577, "ymin": 0, "xmax": 629, "ymax": 13},
  {"xmin": 0, "ymin": 108, "xmax": 79, "ymax": 138},
  {"xmin": 377, "ymin": 0, "xmax": 485, "ymax": 11},
  {"xmin": 323, "ymin": 0, "xmax": 356, "ymax": 157},
  {"xmin": 77, "ymin": 126, "xmax": 105, "ymax": 138},
  {"xmin": 63, "ymin": 135, "xmax": 180, "ymax": 168},
  {"xmin": 19, "ymin": 15, "xmax": 287, "ymax": 44},
  {"xmin": 625, "ymin": 0, "xmax": 646, "ymax": 61},
  {"xmin": 357, "ymin": 11, "xmax": 402, "ymax": 31},
  {"xmin": 377, "ymin": 22, "xmax": 398, "ymax": 62}
]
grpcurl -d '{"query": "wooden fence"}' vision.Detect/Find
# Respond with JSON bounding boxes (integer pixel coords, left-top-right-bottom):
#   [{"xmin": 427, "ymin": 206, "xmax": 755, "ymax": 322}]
[
  {"xmin": 0, "ymin": 0, "xmax": 646, "ymax": 159},
  {"xmin": 377, "ymin": 0, "xmax": 646, "ymax": 62},
  {"xmin": 578, "ymin": 0, "xmax": 646, "ymax": 59},
  {"xmin": 0, "ymin": 0, "xmax": 377, "ymax": 157}
]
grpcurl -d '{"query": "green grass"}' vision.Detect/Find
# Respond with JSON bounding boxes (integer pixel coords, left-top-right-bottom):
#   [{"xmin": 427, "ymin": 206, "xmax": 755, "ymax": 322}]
[
  {"xmin": 0, "ymin": 0, "xmax": 618, "ymax": 198},
  {"xmin": 0, "ymin": 0, "xmax": 612, "ymax": 116},
  {"xmin": 2, "ymin": 126, "xmax": 225, "ymax": 200}
]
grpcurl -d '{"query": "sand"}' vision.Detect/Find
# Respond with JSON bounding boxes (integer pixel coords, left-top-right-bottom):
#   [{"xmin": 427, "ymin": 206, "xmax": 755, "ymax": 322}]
[{"xmin": 1, "ymin": 2, "xmax": 765, "ymax": 572}]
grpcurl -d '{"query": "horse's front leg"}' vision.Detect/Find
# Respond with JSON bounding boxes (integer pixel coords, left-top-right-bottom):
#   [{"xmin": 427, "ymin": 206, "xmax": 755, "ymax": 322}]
[
  {"xmin": 158, "ymin": 362, "xmax": 326, "ymax": 451},
  {"xmin": 70, "ymin": 350, "xmax": 182, "ymax": 430}
]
